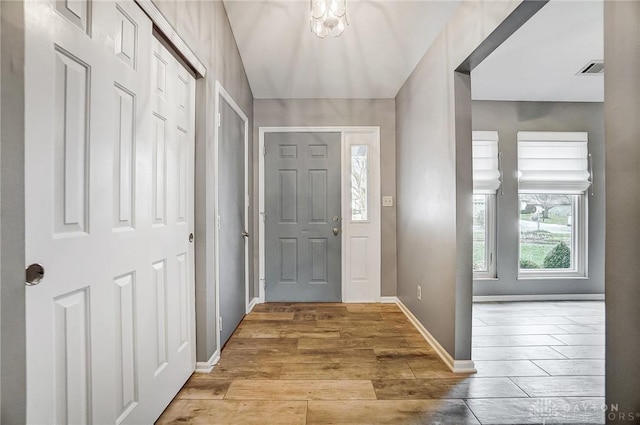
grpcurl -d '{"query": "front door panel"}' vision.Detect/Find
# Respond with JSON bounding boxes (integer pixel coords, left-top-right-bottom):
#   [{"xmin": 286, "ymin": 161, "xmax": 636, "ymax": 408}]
[{"xmin": 265, "ymin": 132, "xmax": 342, "ymax": 302}]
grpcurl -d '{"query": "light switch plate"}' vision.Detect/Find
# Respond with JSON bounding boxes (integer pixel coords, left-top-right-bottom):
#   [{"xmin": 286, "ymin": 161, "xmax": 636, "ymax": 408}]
[{"xmin": 382, "ymin": 196, "xmax": 394, "ymax": 207}]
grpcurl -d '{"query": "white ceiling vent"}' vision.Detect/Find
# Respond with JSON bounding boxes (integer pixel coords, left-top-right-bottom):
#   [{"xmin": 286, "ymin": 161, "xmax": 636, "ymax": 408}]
[{"xmin": 577, "ymin": 60, "xmax": 604, "ymax": 75}]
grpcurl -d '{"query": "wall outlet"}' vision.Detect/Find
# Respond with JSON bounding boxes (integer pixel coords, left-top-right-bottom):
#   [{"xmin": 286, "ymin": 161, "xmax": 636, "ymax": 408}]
[
  {"xmin": 417, "ymin": 285, "xmax": 422, "ymax": 301},
  {"xmin": 382, "ymin": 196, "xmax": 394, "ymax": 207}
]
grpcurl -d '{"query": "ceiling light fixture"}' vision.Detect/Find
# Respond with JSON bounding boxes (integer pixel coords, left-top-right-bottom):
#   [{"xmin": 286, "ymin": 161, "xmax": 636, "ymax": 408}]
[{"xmin": 310, "ymin": 0, "xmax": 349, "ymax": 38}]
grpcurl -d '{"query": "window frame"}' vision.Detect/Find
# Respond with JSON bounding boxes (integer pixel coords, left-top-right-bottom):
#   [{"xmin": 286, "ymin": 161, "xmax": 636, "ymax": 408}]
[
  {"xmin": 517, "ymin": 193, "xmax": 588, "ymax": 279},
  {"xmin": 473, "ymin": 193, "xmax": 497, "ymax": 279}
]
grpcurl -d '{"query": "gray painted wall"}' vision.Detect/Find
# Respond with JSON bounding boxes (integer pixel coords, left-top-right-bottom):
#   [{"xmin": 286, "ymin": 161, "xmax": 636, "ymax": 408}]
[
  {"xmin": 1, "ymin": 1, "xmax": 26, "ymax": 422},
  {"xmin": 604, "ymin": 1, "xmax": 640, "ymax": 420},
  {"xmin": 472, "ymin": 101, "xmax": 605, "ymax": 297},
  {"xmin": 253, "ymin": 99, "xmax": 397, "ymax": 297},
  {"xmin": 152, "ymin": 1, "xmax": 254, "ymax": 362},
  {"xmin": 1, "ymin": 5, "xmax": 3, "ymax": 416},
  {"xmin": 395, "ymin": 1, "xmax": 522, "ymax": 360}
]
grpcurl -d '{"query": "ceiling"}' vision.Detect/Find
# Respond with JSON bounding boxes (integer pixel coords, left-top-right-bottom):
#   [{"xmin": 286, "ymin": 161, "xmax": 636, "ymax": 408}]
[
  {"xmin": 224, "ymin": 0, "xmax": 604, "ymax": 102},
  {"xmin": 471, "ymin": 0, "xmax": 604, "ymax": 102},
  {"xmin": 223, "ymin": 0, "xmax": 460, "ymax": 99}
]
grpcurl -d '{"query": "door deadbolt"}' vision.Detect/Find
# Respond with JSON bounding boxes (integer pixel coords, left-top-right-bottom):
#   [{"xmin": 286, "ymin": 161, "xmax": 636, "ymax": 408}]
[
  {"xmin": 189, "ymin": 233, "xmax": 194, "ymax": 243},
  {"xmin": 26, "ymin": 263, "xmax": 45, "ymax": 286}
]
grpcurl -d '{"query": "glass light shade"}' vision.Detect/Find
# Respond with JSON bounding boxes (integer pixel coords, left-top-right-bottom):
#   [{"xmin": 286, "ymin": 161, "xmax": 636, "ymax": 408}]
[{"xmin": 310, "ymin": 0, "xmax": 348, "ymax": 38}]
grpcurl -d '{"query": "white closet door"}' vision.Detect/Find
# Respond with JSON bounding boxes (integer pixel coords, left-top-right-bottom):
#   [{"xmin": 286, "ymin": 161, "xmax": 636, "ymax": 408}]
[
  {"xmin": 24, "ymin": 1, "xmax": 196, "ymax": 423},
  {"xmin": 144, "ymin": 36, "xmax": 197, "ymax": 421}
]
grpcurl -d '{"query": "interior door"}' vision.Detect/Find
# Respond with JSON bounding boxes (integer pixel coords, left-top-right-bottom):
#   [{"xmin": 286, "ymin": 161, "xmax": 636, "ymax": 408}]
[
  {"xmin": 264, "ymin": 132, "xmax": 342, "ymax": 302},
  {"xmin": 24, "ymin": 1, "xmax": 196, "ymax": 423},
  {"xmin": 218, "ymin": 98, "xmax": 247, "ymax": 347},
  {"xmin": 147, "ymin": 37, "xmax": 197, "ymax": 420}
]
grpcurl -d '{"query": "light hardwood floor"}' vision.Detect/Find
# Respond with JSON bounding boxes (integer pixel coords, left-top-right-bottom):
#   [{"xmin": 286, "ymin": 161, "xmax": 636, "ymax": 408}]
[{"xmin": 156, "ymin": 302, "xmax": 605, "ymax": 424}]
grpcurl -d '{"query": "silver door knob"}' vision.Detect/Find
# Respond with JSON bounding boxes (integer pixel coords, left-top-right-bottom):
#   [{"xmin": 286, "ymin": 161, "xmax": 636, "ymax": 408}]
[
  {"xmin": 332, "ymin": 227, "xmax": 340, "ymax": 236},
  {"xmin": 26, "ymin": 263, "xmax": 45, "ymax": 286},
  {"xmin": 242, "ymin": 231, "xmax": 250, "ymax": 238}
]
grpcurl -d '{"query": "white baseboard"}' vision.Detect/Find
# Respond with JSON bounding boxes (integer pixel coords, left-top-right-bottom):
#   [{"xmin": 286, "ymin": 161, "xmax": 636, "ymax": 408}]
[
  {"xmin": 195, "ymin": 350, "xmax": 220, "ymax": 374},
  {"xmin": 452, "ymin": 360, "xmax": 477, "ymax": 373},
  {"xmin": 473, "ymin": 294, "xmax": 605, "ymax": 303},
  {"xmin": 395, "ymin": 299, "xmax": 476, "ymax": 374},
  {"xmin": 248, "ymin": 297, "xmax": 260, "ymax": 312},
  {"xmin": 379, "ymin": 296, "xmax": 399, "ymax": 304}
]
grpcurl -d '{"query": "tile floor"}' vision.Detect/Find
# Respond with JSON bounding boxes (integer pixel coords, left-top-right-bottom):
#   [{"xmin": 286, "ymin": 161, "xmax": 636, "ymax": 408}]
[
  {"xmin": 157, "ymin": 301, "xmax": 605, "ymax": 424},
  {"xmin": 470, "ymin": 301, "xmax": 605, "ymax": 424}
]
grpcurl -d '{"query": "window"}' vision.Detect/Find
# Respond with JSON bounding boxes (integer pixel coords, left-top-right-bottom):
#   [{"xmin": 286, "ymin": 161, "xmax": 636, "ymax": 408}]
[
  {"xmin": 350, "ymin": 145, "xmax": 369, "ymax": 221},
  {"xmin": 473, "ymin": 194, "xmax": 496, "ymax": 276},
  {"xmin": 517, "ymin": 132, "xmax": 590, "ymax": 277},
  {"xmin": 472, "ymin": 131, "xmax": 500, "ymax": 278},
  {"xmin": 519, "ymin": 194, "xmax": 583, "ymax": 272}
]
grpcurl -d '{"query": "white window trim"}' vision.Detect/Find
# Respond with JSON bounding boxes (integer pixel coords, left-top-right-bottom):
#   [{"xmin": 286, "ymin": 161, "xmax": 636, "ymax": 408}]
[
  {"xmin": 518, "ymin": 193, "xmax": 588, "ymax": 279},
  {"xmin": 473, "ymin": 194, "xmax": 497, "ymax": 280}
]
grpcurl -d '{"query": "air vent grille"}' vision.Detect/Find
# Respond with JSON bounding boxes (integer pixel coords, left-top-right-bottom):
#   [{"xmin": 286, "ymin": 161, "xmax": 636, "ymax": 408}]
[{"xmin": 577, "ymin": 61, "xmax": 604, "ymax": 75}]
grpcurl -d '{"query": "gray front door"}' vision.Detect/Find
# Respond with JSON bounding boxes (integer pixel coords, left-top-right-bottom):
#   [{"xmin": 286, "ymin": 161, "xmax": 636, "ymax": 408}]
[
  {"xmin": 265, "ymin": 132, "xmax": 342, "ymax": 302},
  {"xmin": 219, "ymin": 98, "xmax": 246, "ymax": 346}
]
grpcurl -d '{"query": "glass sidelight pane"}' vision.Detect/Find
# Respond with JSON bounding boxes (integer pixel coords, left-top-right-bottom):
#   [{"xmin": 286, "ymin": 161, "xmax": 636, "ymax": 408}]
[{"xmin": 351, "ymin": 145, "xmax": 369, "ymax": 221}]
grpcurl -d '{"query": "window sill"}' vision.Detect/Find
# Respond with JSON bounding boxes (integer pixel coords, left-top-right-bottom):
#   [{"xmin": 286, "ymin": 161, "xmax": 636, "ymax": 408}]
[{"xmin": 517, "ymin": 274, "xmax": 589, "ymax": 280}]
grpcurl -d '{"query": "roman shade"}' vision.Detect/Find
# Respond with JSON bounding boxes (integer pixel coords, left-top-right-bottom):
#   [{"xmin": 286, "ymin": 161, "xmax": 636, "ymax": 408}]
[
  {"xmin": 472, "ymin": 131, "xmax": 501, "ymax": 194},
  {"xmin": 518, "ymin": 131, "xmax": 590, "ymax": 194}
]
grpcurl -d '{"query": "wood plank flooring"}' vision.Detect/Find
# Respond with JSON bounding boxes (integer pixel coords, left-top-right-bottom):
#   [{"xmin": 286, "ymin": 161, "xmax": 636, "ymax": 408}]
[{"xmin": 157, "ymin": 302, "xmax": 605, "ymax": 424}]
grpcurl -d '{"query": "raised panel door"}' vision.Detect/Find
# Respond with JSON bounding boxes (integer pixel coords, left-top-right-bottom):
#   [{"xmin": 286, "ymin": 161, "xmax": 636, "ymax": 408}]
[{"xmin": 264, "ymin": 132, "xmax": 342, "ymax": 302}]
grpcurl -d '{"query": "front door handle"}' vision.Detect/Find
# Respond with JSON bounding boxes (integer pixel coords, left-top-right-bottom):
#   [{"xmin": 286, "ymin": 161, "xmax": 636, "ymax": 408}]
[{"xmin": 332, "ymin": 227, "xmax": 340, "ymax": 236}]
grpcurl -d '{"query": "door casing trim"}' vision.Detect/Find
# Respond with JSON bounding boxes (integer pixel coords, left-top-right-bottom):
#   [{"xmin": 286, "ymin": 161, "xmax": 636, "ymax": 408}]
[
  {"xmin": 214, "ymin": 81, "xmax": 250, "ymax": 354},
  {"xmin": 258, "ymin": 126, "xmax": 382, "ymax": 303}
]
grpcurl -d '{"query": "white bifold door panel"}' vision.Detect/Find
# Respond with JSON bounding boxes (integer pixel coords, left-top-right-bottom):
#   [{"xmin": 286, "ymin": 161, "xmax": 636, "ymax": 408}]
[{"xmin": 24, "ymin": 1, "xmax": 196, "ymax": 423}]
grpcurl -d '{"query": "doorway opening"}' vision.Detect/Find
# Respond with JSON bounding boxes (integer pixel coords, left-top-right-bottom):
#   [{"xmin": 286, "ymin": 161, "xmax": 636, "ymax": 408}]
[{"xmin": 465, "ymin": 1, "xmax": 605, "ymax": 421}]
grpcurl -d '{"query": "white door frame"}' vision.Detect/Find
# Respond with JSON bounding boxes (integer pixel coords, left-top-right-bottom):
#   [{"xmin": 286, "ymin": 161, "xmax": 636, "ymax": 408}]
[
  {"xmin": 213, "ymin": 81, "xmax": 250, "ymax": 354},
  {"xmin": 258, "ymin": 126, "xmax": 381, "ymax": 303}
]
